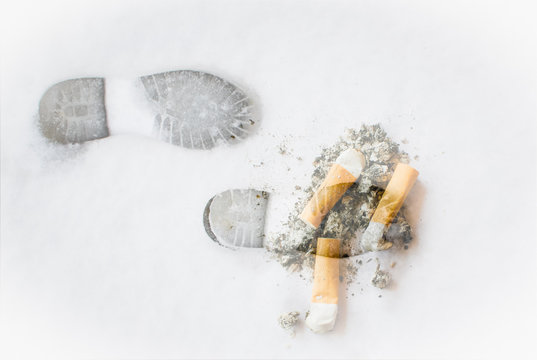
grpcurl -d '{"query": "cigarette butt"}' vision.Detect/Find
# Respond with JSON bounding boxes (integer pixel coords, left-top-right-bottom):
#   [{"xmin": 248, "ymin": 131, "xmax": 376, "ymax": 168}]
[
  {"xmin": 362, "ymin": 163, "xmax": 419, "ymax": 251},
  {"xmin": 305, "ymin": 238, "xmax": 340, "ymax": 333},
  {"xmin": 372, "ymin": 163, "xmax": 418, "ymax": 225},
  {"xmin": 300, "ymin": 149, "xmax": 365, "ymax": 228},
  {"xmin": 311, "ymin": 238, "xmax": 340, "ymax": 304}
]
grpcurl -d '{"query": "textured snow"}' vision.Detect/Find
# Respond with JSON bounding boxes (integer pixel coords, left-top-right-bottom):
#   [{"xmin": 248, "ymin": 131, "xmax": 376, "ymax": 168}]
[
  {"xmin": 206, "ymin": 188, "xmax": 268, "ymax": 248},
  {"xmin": 1, "ymin": 1, "xmax": 535, "ymax": 359},
  {"xmin": 38, "ymin": 78, "xmax": 109, "ymax": 143},
  {"xmin": 140, "ymin": 70, "xmax": 256, "ymax": 149}
]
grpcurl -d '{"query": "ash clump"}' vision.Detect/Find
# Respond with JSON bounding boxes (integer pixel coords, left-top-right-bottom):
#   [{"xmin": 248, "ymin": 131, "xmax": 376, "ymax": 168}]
[
  {"xmin": 371, "ymin": 262, "xmax": 391, "ymax": 289},
  {"xmin": 278, "ymin": 311, "xmax": 300, "ymax": 336},
  {"xmin": 266, "ymin": 124, "xmax": 414, "ymax": 280}
]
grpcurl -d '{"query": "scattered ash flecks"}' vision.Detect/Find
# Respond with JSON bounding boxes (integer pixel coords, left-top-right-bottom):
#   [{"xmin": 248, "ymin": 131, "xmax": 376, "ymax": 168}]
[
  {"xmin": 266, "ymin": 124, "xmax": 416, "ymax": 284},
  {"xmin": 277, "ymin": 135, "xmax": 295, "ymax": 156},
  {"xmin": 341, "ymin": 258, "xmax": 360, "ymax": 285}
]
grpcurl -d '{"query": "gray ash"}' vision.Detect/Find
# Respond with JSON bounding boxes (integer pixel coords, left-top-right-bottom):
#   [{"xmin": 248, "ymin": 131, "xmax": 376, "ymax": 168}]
[
  {"xmin": 267, "ymin": 124, "xmax": 415, "ymax": 280},
  {"xmin": 371, "ymin": 262, "xmax": 392, "ymax": 289},
  {"xmin": 278, "ymin": 311, "xmax": 300, "ymax": 336}
]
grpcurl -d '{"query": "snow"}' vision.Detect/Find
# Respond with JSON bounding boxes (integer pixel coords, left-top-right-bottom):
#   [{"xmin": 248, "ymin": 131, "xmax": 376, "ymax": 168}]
[
  {"xmin": 39, "ymin": 78, "xmax": 108, "ymax": 143},
  {"xmin": 208, "ymin": 188, "xmax": 268, "ymax": 248},
  {"xmin": 1, "ymin": 0, "xmax": 536, "ymax": 359},
  {"xmin": 140, "ymin": 70, "xmax": 255, "ymax": 149}
]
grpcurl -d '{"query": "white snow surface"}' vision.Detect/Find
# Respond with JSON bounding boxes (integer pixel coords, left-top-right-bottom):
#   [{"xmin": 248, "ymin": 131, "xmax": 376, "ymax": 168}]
[{"xmin": 1, "ymin": 0, "xmax": 536, "ymax": 359}]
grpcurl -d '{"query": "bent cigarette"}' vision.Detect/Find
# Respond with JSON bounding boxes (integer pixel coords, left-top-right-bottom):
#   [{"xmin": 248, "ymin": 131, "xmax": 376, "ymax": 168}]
[
  {"xmin": 361, "ymin": 163, "xmax": 419, "ymax": 251},
  {"xmin": 300, "ymin": 149, "xmax": 365, "ymax": 228},
  {"xmin": 305, "ymin": 237, "xmax": 340, "ymax": 333}
]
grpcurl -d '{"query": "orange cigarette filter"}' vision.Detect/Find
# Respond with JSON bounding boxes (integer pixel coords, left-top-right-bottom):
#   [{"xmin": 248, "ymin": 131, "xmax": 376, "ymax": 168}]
[
  {"xmin": 300, "ymin": 165, "xmax": 356, "ymax": 229},
  {"xmin": 311, "ymin": 238, "xmax": 340, "ymax": 304},
  {"xmin": 300, "ymin": 149, "xmax": 365, "ymax": 228},
  {"xmin": 305, "ymin": 237, "xmax": 340, "ymax": 333},
  {"xmin": 371, "ymin": 163, "xmax": 419, "ymax": 225},
  {"xmin": 361, "ymin": 163, "xmax": 419, "ymax": 251}
]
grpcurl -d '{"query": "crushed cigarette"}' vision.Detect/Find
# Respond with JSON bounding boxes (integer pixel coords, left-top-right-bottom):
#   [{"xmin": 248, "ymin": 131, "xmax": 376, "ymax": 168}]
[
  {"xmin": 305, "ymin": 238, "xmax": 340, "ymax": 334},
  {"xmin": 361, "ymin": 163, "xmax": 418, "ymax": 251},
  {"xmin": 300, "ymin": 149, "xmax": 365, "ymax": 228}
]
